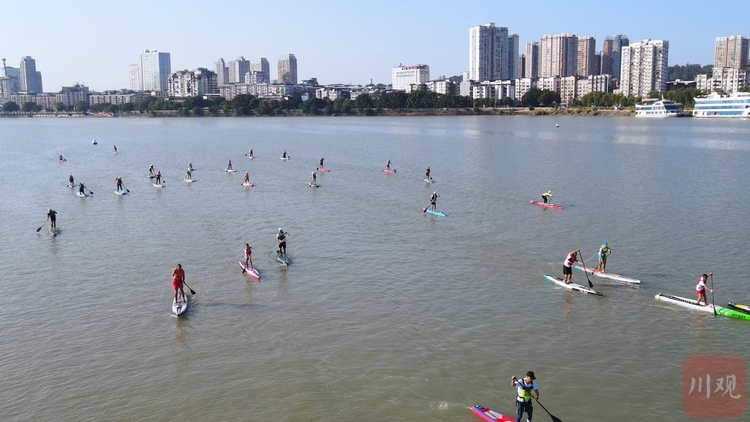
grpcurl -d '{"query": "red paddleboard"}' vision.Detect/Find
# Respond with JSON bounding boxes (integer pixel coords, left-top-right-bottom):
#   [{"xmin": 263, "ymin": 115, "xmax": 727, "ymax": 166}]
[
  {"xmin": 471, "ymin": 405, "xmax": 515, "ymax": 422},
  {"xmin": 317, "ymin": 167, "xmax": 330, "ymax": 173},
  {"xmin": 239, "ymin": 261, "xmax": 260, "ymax": 280},
  {"xmin": 531, "ymin": 200, "xmax": 562, "ymax": 210},
  {"xmin": 382, "ymin": 169, "xmax": 396, "ymax": 174}
]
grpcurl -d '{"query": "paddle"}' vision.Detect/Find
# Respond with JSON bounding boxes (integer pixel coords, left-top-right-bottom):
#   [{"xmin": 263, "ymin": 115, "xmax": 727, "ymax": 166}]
[
  {"xmin": 120, "ymin": 182, "xmax": 130, "ymax": 193},
  {"xmin": 84, "ymin": 185, "xmax": 94, "ymax": 195},
  {"xmin": 267, "ymin": 232, "xmax": 290, "ymax": 256},
  {"xmin": 36, "ymin": 217, "xmax": 49, "ymax": 232},
  {"xmin": 513, "ymin": 377, "xmax": 562, "ymax": 422},
  {"xmin": 710, "ymin": 273, "xmax": 716, "ymax": 317},
  {"xmin": 182, "ymin": 280, "xmax": 196, "ymax": 295},
  {"xmin": 578, "ymin": 249, "xmax": 594, "ymax": 288}
]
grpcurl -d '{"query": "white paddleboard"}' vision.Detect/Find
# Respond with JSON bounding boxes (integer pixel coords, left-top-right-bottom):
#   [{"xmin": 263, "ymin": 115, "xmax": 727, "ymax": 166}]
[
  {"xmin": 115, "ymin": 190, "xmax": 127, "ymax": 195},
  {"xmin": 76, "ymin": 192, "xmax": 88, "ymax": 197},
  {"xmin": 153, "ymin": 183, "xmax": 163, "ymax": 188},
  {"xmin": 172, "ymin": 295, "xmax": 188, "ymax": 316}
]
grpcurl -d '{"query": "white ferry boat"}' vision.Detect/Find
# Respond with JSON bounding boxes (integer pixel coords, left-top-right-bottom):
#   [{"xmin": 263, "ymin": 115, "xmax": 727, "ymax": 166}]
[
  {"xmin": 635, "ymin": 99, "xmax": 683, "ymax": 117},
  {"xmin": 693, "ymin": 92, "xmax": 750, "ymax": 118}
]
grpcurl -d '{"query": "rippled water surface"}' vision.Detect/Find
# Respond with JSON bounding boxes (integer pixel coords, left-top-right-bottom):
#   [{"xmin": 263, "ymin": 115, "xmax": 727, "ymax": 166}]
[{"xmin": 1, "ymin": 116, "xmax": 748, "ymax": 421}]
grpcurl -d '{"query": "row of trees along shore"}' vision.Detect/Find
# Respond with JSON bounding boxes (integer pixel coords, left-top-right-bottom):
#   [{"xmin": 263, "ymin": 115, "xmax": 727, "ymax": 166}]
[{"xmin": 3, "ymin": 86, "xmax": 749, "ymax": 116}]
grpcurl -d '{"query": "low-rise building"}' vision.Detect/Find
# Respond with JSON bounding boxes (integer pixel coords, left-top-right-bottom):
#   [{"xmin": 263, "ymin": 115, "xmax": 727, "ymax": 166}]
[
  {"xmin": 89, "ymin": 90, "xmax": 147, "ymax": 105},
  {"xmin": 168, "ymin": 68, "xmax": 218, "ymax": 98},
  {"xmin": 392, "ymin": 64, "xmax": 430, "ymax": 91},
  {"xmin": 697, "ymin": 67, "xmax": 749, "ymax": 93}
]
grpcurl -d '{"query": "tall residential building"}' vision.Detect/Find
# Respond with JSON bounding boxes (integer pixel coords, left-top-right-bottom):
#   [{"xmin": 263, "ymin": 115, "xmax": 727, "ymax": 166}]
[
  {"xmin": 129, "ymin": 64, "xmax": 141, "ymax": 91},
  {"xmin": 214, "ymin": 58, "xmax": 229, "ymax": 85},
  {"xmin": 468, "ymin": 23, "xmax": 509, "ymax": 81},
  {"xmin": 594, "ymin": 52, "xmax": 602, "ymax": 76},
  {"xmin": 251, "ymin": 58, "xmax": 270, "ymax": 83},
  {"xmin": 714, "ymin": 36, "xmax": 749, "ymax": 69},
  {"xmin": 391, "ymin": 64, "xmax": 430, "ymax": 91},
  {"xmin": 518, "ymin": 54, "xmax": 526, "ymax": 81},
  {"xmin": 507, "ymin": 34, "xmax": 519, "ymax": 80},
  {"xmin": 1, "ymin": 58, "xmax": 21, "ymax": 96},
  {"xmin": 619, "ymin": 39, "xmax": 669, "ymax": 97},
  {"xmin": 601, "ymin": 35, "xmax": 629, "ymax": 79},
  {"xmin": 278, "ymin": 54, "xmax": 298, "ymax": 84},
  {"xmin": 228, "ymin": 57, "xmax": 250, "ymax": 83},
  {"xmin": 139, "ymin": 50, "xmax": 171, "ymax": 92},
  {"xmin": 577, "ymin": 36, "xmax": 597, "ymax": 76},
  {"xmin": 168, "ymin": 68, "xmax": 218, "ymax": 97},
  {"xmin": 20, "ymin": 56, "xmax": 42, "ymax": 92},
  {"xmin": 540, "ymin": 34, "xmax": 578, "ymax": 77},
  {"xmin": 524, "ymin": 42, "xmax": 539, "ymax": 78}
]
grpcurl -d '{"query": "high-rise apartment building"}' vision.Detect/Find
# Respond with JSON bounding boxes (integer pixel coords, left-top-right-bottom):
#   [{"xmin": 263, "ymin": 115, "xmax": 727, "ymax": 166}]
[
  {"xmin": 278, "ymin": 54, "xmax": 298, "ymax": 84},
  {"xmin": 391, "ymin": 64, "xmax": 430, "ymax": 91},
  {"xmin": 139, "ymin": 50, "xmax": 171, "ymax": 92},
  {"xmin": 619, "ymin": 39, "xmax": 669, "ymax": 97},
  {"xmin": 215, "ymin": 58, "xmax": 229, "ymax": 85},
  {"xmin": 524, "ymin": 42, "xmax": 539, "ymax": 78},
  {"xmin": 507, "ymin": 34, "xmax": 519, "ymax": 80},
  {"xmin": 129, "ymin": 64, "xmax": 141, "ymax": 91},
  {"xmin": 577, "ymin": 36, "xmax": 597, "ymax": 76},
  {"xmin": 468, "ymin": 23, "xmax": 509, "ymax": 81},
  {"xmin": 540, "ymin": 34, "xmax": 578, "ymax": 77},
  {"xmin": 229, "ymin": 57, "xmax": 250, "ymax": 83},
  {"xmin": 251, "ymin": 58, "xmax": 270, "ymax": 83},
  {"xmin": 1, "ymin": 58, "xmax": 21, "ymax": 96},
  {"xmin": 20, "ymin": 56, "xmax": 42, "ymax": 93},
  {"xmin": 601, "ymin": 35, "xmax": 629, "ymax": 79},
  {"xmin": 518, "ymin": 54, "xmax": 526, "ymax": 81},
  {"xmin": 714, "ymin": 36, "xmax": 749, "ymax": 69}
]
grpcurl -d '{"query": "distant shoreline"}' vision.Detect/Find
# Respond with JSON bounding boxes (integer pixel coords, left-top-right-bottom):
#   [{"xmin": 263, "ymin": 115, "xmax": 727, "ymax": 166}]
[{"xmin": 0, "ymin": 107, "xmax": 639, "ymax": 118}]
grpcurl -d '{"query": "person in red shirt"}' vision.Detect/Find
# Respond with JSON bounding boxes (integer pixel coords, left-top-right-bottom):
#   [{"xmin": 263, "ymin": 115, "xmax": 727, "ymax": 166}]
[
  {"xmin": 171, "ymin": 264, "xmax": 186, "ymax": 303},
  {"xmin": 244, "ymin": 244, "xmax": 253, "ymax": 268}
]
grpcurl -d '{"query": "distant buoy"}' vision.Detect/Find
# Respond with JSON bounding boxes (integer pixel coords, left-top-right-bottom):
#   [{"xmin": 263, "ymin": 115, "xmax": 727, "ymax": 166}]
[{"xmin": 92, "ymin": 139, "xmax": 97, "ymax": 145}]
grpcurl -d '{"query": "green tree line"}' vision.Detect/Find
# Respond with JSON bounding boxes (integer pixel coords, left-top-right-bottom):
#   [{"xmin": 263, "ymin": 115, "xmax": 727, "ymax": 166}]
[{"xmin": 668, "ymin": 64, "xmax": 712, "ymax": 81}]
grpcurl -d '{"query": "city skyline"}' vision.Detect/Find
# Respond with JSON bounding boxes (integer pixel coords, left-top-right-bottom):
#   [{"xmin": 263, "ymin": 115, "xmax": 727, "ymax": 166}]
[{"xmin": 1, "ymin": 0, "xmax": 747, "ymax": 91}]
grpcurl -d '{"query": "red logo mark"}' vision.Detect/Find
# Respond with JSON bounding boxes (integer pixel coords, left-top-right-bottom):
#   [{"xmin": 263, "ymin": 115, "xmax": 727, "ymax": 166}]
[{"xmin": 683, "ymin": 354, "xmax": 746, "ymax": 418}]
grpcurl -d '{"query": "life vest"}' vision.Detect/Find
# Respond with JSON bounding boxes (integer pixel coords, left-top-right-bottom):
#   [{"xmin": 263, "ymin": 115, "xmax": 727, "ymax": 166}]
[{"xmin": 517, "ymin": 381, "xmax": 535, "ymax": 402}]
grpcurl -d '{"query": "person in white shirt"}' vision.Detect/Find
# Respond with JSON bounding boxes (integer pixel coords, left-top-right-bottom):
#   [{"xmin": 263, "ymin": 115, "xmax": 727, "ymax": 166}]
[
  {"xmin": 511, "ymin": 371, "xmax": 539, "ymax": 422},
  {"xmin": 563, "ymin": 250, "xmax": 580, "ymax": 284},
  {"xmin": 695, "ymin": 273, "xmax": 714, "ymax": 306}
]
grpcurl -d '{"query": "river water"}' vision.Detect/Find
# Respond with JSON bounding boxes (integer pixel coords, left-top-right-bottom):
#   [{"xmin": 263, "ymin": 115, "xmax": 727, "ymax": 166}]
[{"xmin": 0, "ymin": 115, "xmax": 748, "ymax": 421}]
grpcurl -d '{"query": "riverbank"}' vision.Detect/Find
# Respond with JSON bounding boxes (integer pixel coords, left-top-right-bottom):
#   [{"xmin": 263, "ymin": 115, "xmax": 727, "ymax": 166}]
[{"xmin": 0, "ymin": 106, "xmax": 636, "ymax": 118}]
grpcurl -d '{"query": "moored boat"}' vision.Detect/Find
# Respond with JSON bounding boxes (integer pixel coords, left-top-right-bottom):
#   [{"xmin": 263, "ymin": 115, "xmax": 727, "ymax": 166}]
[
  {"xmin": 635, "ymin": 99, "xmax": 684, "ymax": 117},
  {"xmin": 693, "ymin": 92, "xmax": 750, "ymax": 118}
]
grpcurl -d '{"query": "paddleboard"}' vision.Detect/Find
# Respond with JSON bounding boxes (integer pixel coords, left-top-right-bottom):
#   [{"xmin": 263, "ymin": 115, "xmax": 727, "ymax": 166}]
[
  {"xmin": 317, "ymin": 168, "xmax": 330, "ymax": 172},
  {"xmin": 67, "ymin": 183, "xmax": 75, "ymax": 188},
  {"xmin": 153, "ymin": 183, "xmax": 163, "ymax": 188},
  {"xmin": 247, "ymin": 156, "xmax": 254, "ymax": 159},
  {"xmin": 531, "ymin": 200, "xmax": 562, "ymax": 210},
  {"xmin": 225, "ymin": 169, "xmax": 236, "ymax": 172},
  {"xmin": 309, "ymin": 183, "xmax": 319, "ymax": 188},
  {"xmin": 239, "ymin": 261, "xmax": 261, "ymax": 280},
  {"xmin": 424, "ymin": 208, "xmax": 446, "ymax": 217},
  {"xmin": 115, "ymin": 190, "xmax": 127, "ymax": 195},
  {"xmin": 49, "ymin": 227, "xmax": 58, "ymax": 236},
  {"xmin": 184, "ymin": 178, "xmax": 195, "ymax": 183},
  {"xmin": 76, "ymin": 192, "xmax": 88, "ymax": 197},
  {"xmin": 573, "ymin": 264, "xmax": 641, "ymax": 284},
  {"xmin": 544, "ymin": 274, "xmax": 602, "ymax": 296},
  {"xmin": 382, "ymin": 169, "xmax": 396, "ymax": 174},
  {"xmin": 655, "ymin": 294, "xmax": 750, "ymax": 321},
  {"xmin": 280, "ymin": 157, "xmax": 290, "ymax": 160},
  {"xmin": 423, "ymin": 178, "xmax": 435, "ymax": 184},
  {"xmin": 241, "ymin": 182, "xmax": 254, "ymax": 187},
  {"xmin": 471, "ymin": 405, "xmax": 515, "ymax": 422},
  {"xmin": 92, "ymin": 140, "xmax": 97, "ymax": 145},
  {"xmin": 172, "ymin": 295, "xmax": 188, "ymax": 317},
  {"xmin": 275, "ymin": 250, "xmax": 290, "ymax": 266},
  {"xmin": 728, "ymin": 302, "xmax": 750, "ymax": 315}
]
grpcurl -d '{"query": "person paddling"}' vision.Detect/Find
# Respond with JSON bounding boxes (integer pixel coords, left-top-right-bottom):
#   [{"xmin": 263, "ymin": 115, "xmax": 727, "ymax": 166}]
[
  {"xmin": 113, "ymin": 145, "xmax": 117, "ymax": 153},
  {"xmin": 319, "ymin": 157, "xmax": 324, "ymax": 169},
  {"xmin": 171, "ymin": 264, "xmax": 186, "ymax": 304},
  {"xmin": 68, "ymin": 174, "xmax": 75, "ymax": 187},
  {"xmin": 311, "ymin": 172, "xmax": 317, "ymax": 186},
  {"xmin": 115, "ymin": 177, "xmax": 123, "ymax": 192},
  {"xmin": 282, "ymin": 151, "xmax": 288, "ymax": 159},
  {"xmin": 429, "ymin": 191, "xmax": 439, "ymax": 211},
  {"xmin": 249, "ymin": 149, "xmax": 253, "ymax": 158},
  {"xmin": 243, "ymin": 172, "xmax": 250, "ymax": 184},
  {"xmin": 277, "ymin": 229, "xmax": 289, "ymax": 258},
  {"xmin": 542, "ymin": 191, "xmax": 552, "ymax": 204},
  {"xmin": 47, "ymin": 208, "xmax": 57, "ymax": 231},
  {"xmin": 244, "ymin": 244, "xmax": 254, "ymax": 268},
  {"xmin": 511, "ymin": 371, "xmax": 539, "ymax": 422},
  {"xmin": 185, "ymin": 169, "xmax": 192, "ymax": 181},
  {"xmin": 58, "ymin": 154, "xmax": 65, "ymax": 162},
  {"xmin": 425, "ymin": 167, "xmax": 432, "ymax": 180},
  {"xmin": 227, "ymin": 159, "xmax": 233, "ymax": 171},
  {"xmin": 386, "ymin": 159, "xmax": 391, "ymax": 170},
  {"xmin": 695, "ymin": 273, "xmax": 714, "ymax": 306},
  {"xmin": 148, "ymin": 165, "xmax": 156, "ymax": 178},
  {"xmin": 188, "ymin": 162, "xmax": 193, "ymax": 171},
  {"xmin": 563, "ymin": 249, "xmax": 580, "ymax": 284},
  {"xmin": 594, "ymin": 242, "xmax": 611, "ymax": 273},
  {"xmin": 155, "ymin": 171, "xmax": 163, "ymax": 185},
  {"xmin": 79, "ymin": 183, "xmax": 86, "ymax": 195}
]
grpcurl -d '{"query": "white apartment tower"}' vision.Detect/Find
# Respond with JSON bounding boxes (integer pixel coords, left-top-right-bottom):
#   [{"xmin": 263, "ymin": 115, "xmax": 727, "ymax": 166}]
[
  {"xmin": 215, "ymin": 58, "xmax": 229, "ymax": 85},
  {"xmin": 391, "ymin": 64, "xmax": 430, "ymax": 91},
  {"xmin": 577, "ymin": 36, "xmax": 597, "ymax": 76},
  {"xmin": 278, "ymin": 54, "xmax": 298, "ymax": 84},
  {"xmin": 619, "ymin": 39, "xmax": 669, "ymax": 97},
  {"xmin": 139, "ymin": 50, "xmax": 171, "ymax": 92},
  {"xmin": 251, "ymin": 58, "xmax": 270, "ymax": 83},
  {"xmin": 468, "ymin": 23, "xmax": 509, "ymax": 82},
  {"xmin": 507, "ymin": 34, "xmax": 519, "ymax": 80},
  {"xmin": 601, "ymin": 35, "xmax": 629, "ymax": 79},
  {"xmin": 714, "ymin": 36, "xmax": 749, "ymax": 69},
  {"xmin": 228, "ymin": 57, "xmax": 250, "ymax": 83},
  {"xmin": 540, "ymin": 34, "xmax": 578, "ymax": 78},
  {"xmin": 524, "ymin": 42, "xmax": 539, "ymax": 78},
  {"xmin": 129, "ymin": 64, "xmax": 141, "ymax": 91}
]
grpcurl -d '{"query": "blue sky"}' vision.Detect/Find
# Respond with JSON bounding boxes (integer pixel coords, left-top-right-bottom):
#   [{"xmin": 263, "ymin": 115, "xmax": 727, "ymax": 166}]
[{"xmin": 3, "ymin": 0, "xmax": 747, "ymax": 91}]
